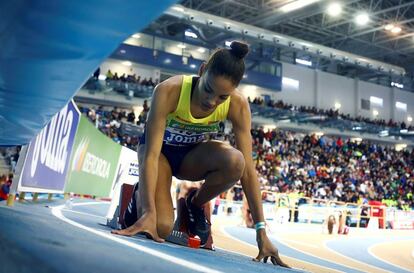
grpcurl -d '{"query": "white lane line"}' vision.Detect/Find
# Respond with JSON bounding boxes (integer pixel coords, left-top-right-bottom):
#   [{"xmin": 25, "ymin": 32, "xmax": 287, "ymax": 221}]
[
  {"xmin": 125, "ymin": 236, "xmax": 182, "ymax": 249},
  {"xmin": 71, "ymin": 201, "xmax": 111, "ymax": 206},
  {"xmin": 51, "ymin": 204, "xmax": 222, "ymax": 273},
  {"xmin": 322, "ymin": 239, "xmax": 391, "ymax": 273},
  {"xmin": 280, "ymin": 238, "xmax": 318, "ymax": 249},
  {"xmin": 219, "ymin": 226, "xmax": 344, "ymax": 273},
  {"xmin": 61, "ymin": 209, "xmax": 107, "ymax": 219},
  {"xmin": 367, "ymin": 244, "xmax": 414, "ymax": 273}
]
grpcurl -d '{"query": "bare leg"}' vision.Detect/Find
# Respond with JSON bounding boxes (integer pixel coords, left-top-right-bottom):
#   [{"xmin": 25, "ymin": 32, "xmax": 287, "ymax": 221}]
[{"xmin": 177, "ymin": 141, "xmax": 245, "ymax": 207}]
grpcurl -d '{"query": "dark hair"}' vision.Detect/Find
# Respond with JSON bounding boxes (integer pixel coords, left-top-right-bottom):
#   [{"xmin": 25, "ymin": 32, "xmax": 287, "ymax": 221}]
[{"xmin": 204, "ymin": 41, "xmax": 249, "ymax": 86}]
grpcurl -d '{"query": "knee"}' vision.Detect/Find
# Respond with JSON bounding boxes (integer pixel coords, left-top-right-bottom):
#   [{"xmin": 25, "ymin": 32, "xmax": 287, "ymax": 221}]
[
  {"xmin": 224, "ymin": 150, "xmax": 245, "ymax": 181},
  {"xmin": 157, "ymin": 220, "xmax": 174, "ymax": 239}
]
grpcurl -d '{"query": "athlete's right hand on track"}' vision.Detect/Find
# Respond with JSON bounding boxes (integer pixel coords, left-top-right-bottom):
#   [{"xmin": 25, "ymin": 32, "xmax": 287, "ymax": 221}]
[
  {"xmin": 111, "ymin": 212, "xmax": 165, "ymax": 243},
  {"xmin": 253, "ymin": 230, "xmax": 290, "ymax": 268}
]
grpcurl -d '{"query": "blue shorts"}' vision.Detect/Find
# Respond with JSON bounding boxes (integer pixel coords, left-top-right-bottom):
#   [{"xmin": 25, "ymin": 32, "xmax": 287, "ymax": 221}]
[{"xmin": 139, "ymin": 134, "xmax": 197, "ymax": 176}]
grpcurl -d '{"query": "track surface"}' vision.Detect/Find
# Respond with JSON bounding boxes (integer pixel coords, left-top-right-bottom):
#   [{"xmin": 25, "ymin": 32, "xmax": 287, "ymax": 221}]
[
  {"xmin": 0, "ymin": 199, "xmax": 298, "ymax": 273},
  {"xmin": 1, "ymin": 199, "xmax": 413, "ymax": 273}
]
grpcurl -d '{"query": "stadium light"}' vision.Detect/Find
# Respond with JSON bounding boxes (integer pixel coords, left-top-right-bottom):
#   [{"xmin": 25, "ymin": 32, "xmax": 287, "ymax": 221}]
[
  {"xmin": 373, "ymin": 110, "xmax": 379, "ymax": 117},
  {"xmin": 391, "ymin": 26, "xmax": 402, "ymax": 34},
  {"xmin": 121, "ymin": 61, "xmax": 132, "ymax": 66},
  {"xmin": 327, "ymin": 2, "xmax": 342, "ymax": 17},
  {"xmin": 355, "ymin": 12, "xmax": 369, "ymax": 26},
  {"xmin": 334, "ymin": 102, "xmax": 341, "ymax": 109},
  {"xmin": 280, "ymin": 0, "xmax": 320, "ymax": 13},
  {"xmin": 408, "ymin": 116, "xmax": 413, "ymax": 123},
  {"xmin": 384, "ymin": 24, "xmax": 394, "ymax": 31}
]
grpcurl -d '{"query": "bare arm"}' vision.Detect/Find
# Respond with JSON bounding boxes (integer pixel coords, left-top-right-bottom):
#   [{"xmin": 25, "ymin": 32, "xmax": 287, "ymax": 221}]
[
  {"xmin": 140, "ymin": 78, "xmax": 180, "ymax": 212},
  {"xmin": 228, "ymin": 94, "xmax": 264, "ymax": 225},
  {"xmin": 228, "ymin": 93, "xmax": 289, "ymax": 267}
]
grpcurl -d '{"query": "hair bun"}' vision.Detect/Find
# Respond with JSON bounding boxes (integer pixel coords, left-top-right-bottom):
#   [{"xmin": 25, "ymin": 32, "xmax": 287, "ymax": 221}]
[{"xmin": 230, "ymin": 41, "xmax": 249, "ymax": 59}]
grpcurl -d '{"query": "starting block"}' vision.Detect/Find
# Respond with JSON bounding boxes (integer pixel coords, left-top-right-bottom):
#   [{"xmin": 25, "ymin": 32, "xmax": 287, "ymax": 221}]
[
  {"xmin": 107, "ymin": 183, "xmax": 135, "ymax": 230},
  {"xmin": 167, "ymin": 188, "xmax": 214, "ymax": 250},
  {"xmin": 107, "ymin": 184, "xmax": 214, "ymax": 250}
]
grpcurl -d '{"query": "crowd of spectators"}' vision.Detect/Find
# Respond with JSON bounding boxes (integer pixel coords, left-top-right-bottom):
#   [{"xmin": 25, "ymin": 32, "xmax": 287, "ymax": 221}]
[
  {"xmin": 78, "ymin": 99, "xmax": 413, "ymax": 210},
  {"xmin": 105, "ymin": 69, "xmax": 159, "ymax": 88},
  {"xmin": 83, "ymin": 68, "xmax": 158, "ymax": 99},
  {"xmin": 77, "ymin": 100, "xmax": 150, "ymax": 151},
  {"xmin": 249, "ymin": 97, "xmax": 414, "ymax": 131},
  {"xmin": 250, "ymin": 127, "xmax": 413, "ymax": 210}
]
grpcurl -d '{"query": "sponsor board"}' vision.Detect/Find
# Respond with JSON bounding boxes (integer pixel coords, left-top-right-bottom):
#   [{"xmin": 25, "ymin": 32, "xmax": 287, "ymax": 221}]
[
  {"xmin": 65, "ymin": 116, "xmax": 121, "ymax": 197},
  {"xmin": 18, "ymin": 101, "xmax": 80, "ymax": 193},
  {"xmin": 106, "ymin": 146, "xmax": 139, "ymax": 219}
]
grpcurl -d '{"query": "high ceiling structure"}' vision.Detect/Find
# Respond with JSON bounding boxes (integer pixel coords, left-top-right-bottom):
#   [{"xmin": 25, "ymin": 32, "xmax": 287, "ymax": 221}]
[
  {"xmin": 145, "ymin": 0, "xmax": 414, "ymax": 91},
  {"xmin": 180, "ymin": 0, "xmax": 414, "ymax": 69}
]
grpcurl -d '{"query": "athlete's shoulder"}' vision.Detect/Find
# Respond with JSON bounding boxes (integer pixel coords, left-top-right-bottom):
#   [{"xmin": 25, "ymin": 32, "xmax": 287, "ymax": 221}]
[
  {"xmin": 151, "ymin": 75, "xmax": 185, "ymax": 114},
  {"xmin": 228, "ymin": 89, "xmax": 250, "ymax": 122},
  {"xmin": 229, "ymin": 89, "xmax": 249, "ymax": 109},
  {"xmin": 155, "ymin": 75, "xmax": 184, "ymax": 96}
]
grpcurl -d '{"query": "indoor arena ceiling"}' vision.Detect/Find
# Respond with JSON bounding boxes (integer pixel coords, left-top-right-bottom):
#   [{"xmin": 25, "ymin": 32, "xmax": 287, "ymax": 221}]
[
  {"xmin": 144, "ymin": 0, "xmax": 414, "ymax": 90},
  {"xmin": 179, "ymin": 0, "xmax": 414, "ymax": 71}
]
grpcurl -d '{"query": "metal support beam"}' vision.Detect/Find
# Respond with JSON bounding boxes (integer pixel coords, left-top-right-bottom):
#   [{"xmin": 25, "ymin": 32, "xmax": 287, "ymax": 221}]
[
  {"xmin": 288, "ymin": 21, "xmax": 399, "ymax": 56},
  {"xmin": 324, "ymin": 1, "xmax": 414, "ymax": 29},
  {"xmin": 323, "ymin": 17, "xmax": 414, "ymax": 45}
]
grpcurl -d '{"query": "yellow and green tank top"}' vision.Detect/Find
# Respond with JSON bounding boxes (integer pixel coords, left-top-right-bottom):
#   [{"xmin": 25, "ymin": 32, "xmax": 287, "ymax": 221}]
[{"xmin": 163, "ymin": 75, "xmax": 231, "ymax": 146}]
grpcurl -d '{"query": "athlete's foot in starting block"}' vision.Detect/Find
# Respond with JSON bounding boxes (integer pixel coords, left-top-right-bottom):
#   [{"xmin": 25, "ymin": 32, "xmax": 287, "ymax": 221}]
[
  {"xmin": 185, "ymin": 189, "xmax": 210, "ymax": 246},
  {"xmin": 111, "ymin": 212, "xmax": 165, "ymax": 243}
]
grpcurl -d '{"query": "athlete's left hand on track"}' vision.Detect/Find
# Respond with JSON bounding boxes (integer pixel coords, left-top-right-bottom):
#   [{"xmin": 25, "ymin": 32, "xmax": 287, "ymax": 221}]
[
  {"xmin": 253, "ymin": 230, "xmax": 290, "ymax": 268},
  {"xmin": 111, "ymin": 212, "xmax": 165, "ymax": 243}
]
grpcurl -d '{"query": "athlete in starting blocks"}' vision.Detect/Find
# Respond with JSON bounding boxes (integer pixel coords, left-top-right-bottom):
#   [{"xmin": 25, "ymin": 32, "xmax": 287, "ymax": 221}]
[{"xmin": 111, "ymin": 41, "xmax": 289, "ymax": 267}]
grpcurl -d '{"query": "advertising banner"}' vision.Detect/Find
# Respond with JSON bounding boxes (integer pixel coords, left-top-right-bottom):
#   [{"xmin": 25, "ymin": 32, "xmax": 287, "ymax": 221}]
[
  {"xmin": 106, "ymin": 146, "xmax": 139, "ymax": 219},
  {"xmin": 387, "ymin": 208, "xmax": 414, "ymax": 230},
  {"xmin": 115, "ymin": 146, "xmax": 139, "ymax": 186},
  {"xmin": 18, "ymin": 100, "xmax": 80, "ymax": 193},
  {"xmin": 65, "ymin": 116, "xmax": 121, "ymax": 197}
]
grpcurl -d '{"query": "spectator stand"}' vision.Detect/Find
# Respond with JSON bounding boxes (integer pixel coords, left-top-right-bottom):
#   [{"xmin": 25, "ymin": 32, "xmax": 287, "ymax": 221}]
[
  {"xmin": 249, "ymin": 98, "xmax": 414, "ymax": 142},
  {"xmin": 89, "ymin": 69, "xmax": 158, "ymax": 99}
]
